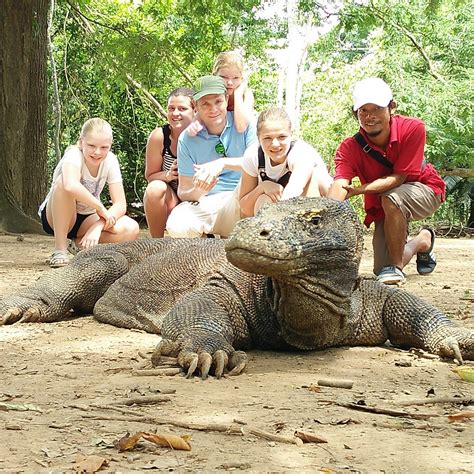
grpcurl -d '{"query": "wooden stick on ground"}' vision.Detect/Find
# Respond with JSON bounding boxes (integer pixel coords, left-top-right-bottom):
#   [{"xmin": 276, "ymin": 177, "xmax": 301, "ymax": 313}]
[
  {"xmin": 132, "ymin": 368, "xmax": 183, "ymax": 376},
  {"xmin": 113, "ymin": 395, "xmax": 172, "ymax": 406},
  {"xmin": 396, "ymin": 396, "xmax": 474, "ymax": 407},
  {"xmin": 317, "ymin": 378, "xmax": 354, "ymax": 389},
  {"xmin": 76, "ymin": 409, "xmax": 302, "ymax": 446},
  {"xmin": 334, "ymin": 402, "xmax": 434, "ymax": 420}
]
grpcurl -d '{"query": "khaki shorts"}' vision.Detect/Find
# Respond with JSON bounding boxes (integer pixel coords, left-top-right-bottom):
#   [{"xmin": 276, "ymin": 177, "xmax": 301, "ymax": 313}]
[
  {"xmin": 373, "ymin": 182, "xmax": 442, "ymax": 274},
  {"xmin": 166, "ymin": 187, "xmax": 240, "ymax": 238}
]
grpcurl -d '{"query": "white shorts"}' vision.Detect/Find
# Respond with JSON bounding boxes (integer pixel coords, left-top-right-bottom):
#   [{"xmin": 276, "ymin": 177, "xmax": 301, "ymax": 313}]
[{"xmin": 166, "ymin": 187, "xmax": 240, "ymax": 238}]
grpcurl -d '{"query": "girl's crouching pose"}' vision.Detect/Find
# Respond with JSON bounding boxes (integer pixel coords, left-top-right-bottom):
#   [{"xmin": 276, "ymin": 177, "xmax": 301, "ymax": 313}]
[
  {"xmin": 39, "ymin": 118, "xmax": 139, "ymax": 267},
  {"xmin": 239, "ymin": 108, "xmax": 333, "ymax": 217}
]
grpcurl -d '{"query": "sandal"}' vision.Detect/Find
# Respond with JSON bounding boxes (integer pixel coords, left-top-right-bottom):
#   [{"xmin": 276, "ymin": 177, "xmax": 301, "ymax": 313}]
[
  {"xmin": 50, "ymin": 250, "xmax": 70, "ymax": 268},
  {"xmin": 67, "ymin": 239, "xmax": 81, "ymax": 255},
  {"xmin": 416, "ymin": 228, "xmax": 436, "ymax": 275}
]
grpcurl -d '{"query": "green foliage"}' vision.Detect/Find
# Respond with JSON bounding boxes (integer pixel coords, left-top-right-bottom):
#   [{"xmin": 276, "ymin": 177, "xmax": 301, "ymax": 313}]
[
  {"xmin": 47, "ymin": 0, "xmax": 473, "ymax": 224},
  {"xmin": 49, "ymin": 0, "xmax": 271, "ymax": 205},
  {"xmin": 301, "ymin": 0, "xmax": 474, "ymax": 171}
]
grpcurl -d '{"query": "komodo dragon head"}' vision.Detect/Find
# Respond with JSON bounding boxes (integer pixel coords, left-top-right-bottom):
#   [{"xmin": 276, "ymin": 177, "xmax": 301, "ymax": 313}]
[
  {"xmin": 226, "ymin": 197, "xmax": 364, "ymax": 348},
  {"xmin": 226, "ymin": 197, "xmax": 363, "ymax": 285}
]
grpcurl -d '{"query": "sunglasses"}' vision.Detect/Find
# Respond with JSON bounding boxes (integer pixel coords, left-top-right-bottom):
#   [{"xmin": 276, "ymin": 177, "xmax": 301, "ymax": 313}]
[{"xmin": 215, "ymin": 141, "xmax": 227, "ymax": 157}]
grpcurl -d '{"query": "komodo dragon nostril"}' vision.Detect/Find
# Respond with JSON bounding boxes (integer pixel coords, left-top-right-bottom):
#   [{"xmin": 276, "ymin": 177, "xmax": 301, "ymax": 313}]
[{"xmin": 259, "ymin": 229, "xmax": 271, "ymax": 238}]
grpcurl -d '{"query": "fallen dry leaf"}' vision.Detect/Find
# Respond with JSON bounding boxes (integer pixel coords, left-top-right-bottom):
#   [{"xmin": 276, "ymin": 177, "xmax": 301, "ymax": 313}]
[
  {"xmin": 117, "ymin": 431, "xmax": 191, "ymax": 452},
  {"xmin": 74, "ymin": 455, "xmax": 109, "ymax": 474},
  {"xmin": 307, "ymin": 384, "xmax": 322, "ymax": 393},
  {"xmin": 294, "ymin": 430, "xmax": 328, "ymax": 444},
  {"xmin": 447, "ymin": 411, "xmax": 474, "ymax": 423},
  {"xmin": 142, "ymin": 432, "xmax": 192, "ymax": 451},
  {"xmin": 117, "ymin": 432, "xmax": 143, "ymax": 451}
]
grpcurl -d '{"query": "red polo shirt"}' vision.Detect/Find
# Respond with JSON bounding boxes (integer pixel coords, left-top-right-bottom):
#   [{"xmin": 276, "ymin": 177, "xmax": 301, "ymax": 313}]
[{"xmin": 334, "ymin": 115, "xmax": 446, "ymax": 226}]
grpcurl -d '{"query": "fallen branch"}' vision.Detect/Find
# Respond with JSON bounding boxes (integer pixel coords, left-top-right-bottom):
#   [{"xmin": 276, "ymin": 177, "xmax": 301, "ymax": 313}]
[
  {"xmin": 0, "ymin": 231, "xmax": 24, "ymax": 239},
  {"xmin": 396, "ymin": 397, "xmax": 474, "ymax": 407},
  {"xmin": 0, "ymin": 402, "xmax": 43, "ymax": 413},
  {"xmin": 132, "ymin": 368, "xmax": 183, "ymax": 377},
  {"xmin": 372, "ymin": 421, "xmax": 439, "ymax": 431},
  {"xmin": 234, "ymin": 418, "xmax": 302, "ymax": 445},
  {"xmin": 68, "ymin": 402, "xmax": 168, "ymax": 416},
  {"xmin": 76, "ymin": 410, "xmax": 302, "ymax": 446},
  {"xmin": 334, "ymin": 402, "xmax": 434, "ymax": 420},
  {"xmin": 447, "ymin": 411, "xmax": 474, "ymax": 422},
  {"xmin": 113, "ymin": 395, "xmax": 172, "ymax": 406}
]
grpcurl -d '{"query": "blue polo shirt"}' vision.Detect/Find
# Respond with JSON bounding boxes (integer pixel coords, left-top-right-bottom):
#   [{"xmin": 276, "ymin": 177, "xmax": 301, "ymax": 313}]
[{"xmin": 177, "ymin": 112, "xmax": 257, "ymax": 195}]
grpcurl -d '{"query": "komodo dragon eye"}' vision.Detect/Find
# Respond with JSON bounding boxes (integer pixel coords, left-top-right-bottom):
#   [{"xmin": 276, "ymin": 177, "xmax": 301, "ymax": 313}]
[{"xmin": 298, "ymin": 210, "xmax": 322, "ymax": 226}]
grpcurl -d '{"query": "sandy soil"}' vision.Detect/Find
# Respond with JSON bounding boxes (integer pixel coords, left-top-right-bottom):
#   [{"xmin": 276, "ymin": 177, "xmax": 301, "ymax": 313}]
[{"xmin": 0, "ymin": 232, "xmax": 473, "ymax": 473}]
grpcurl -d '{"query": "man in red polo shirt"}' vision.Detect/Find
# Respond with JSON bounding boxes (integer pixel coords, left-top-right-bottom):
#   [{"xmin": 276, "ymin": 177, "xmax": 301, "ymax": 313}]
[{"xmin": 328, "ymin": 78, "xmax": 445, "ymax": 285}]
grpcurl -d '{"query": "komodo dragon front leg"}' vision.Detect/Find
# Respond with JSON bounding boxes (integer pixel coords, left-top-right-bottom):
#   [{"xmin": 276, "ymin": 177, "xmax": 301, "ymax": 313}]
[
  {"xmin": 151, "ymin": 283, "xmax": 252, "ymax": 379},
  {"xmin": 347, "ymin": 280, "xmax": 474, "ymax": 362},
  {"xmin": 382, "ymin": 288, "xmax": 474, "ymax": 362},
  {"xmin": 0, "ymin": 250, "xmax": 129, "ymax": 325}
]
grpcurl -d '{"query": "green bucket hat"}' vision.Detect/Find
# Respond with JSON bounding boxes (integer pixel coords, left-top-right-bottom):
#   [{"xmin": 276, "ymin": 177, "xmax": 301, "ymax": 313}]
[{"xmin": 193, "ymin": 75, "xmax": 227, "ymax": 101}]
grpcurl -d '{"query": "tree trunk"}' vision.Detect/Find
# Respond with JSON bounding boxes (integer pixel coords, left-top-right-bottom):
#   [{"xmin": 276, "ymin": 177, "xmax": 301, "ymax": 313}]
[{"xmin": 0, "ymin": 0, "xmax": 50, "ymax": 233}]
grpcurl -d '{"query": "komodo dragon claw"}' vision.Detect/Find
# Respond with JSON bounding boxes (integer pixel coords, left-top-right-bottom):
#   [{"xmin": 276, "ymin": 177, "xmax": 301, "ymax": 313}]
[
  {"xmin": 0, "ymin": 307, "xmax": 21, "ymax": 325},
  {"xmin": 438, "ymin": 336, "xmax": 468, "ymax": 364},
  {"xmin": 1, "ymin": 304, "xmax": 45, "ymax": 325},
  {"xmin": 0, "ymin": 295, "xmax": 53, "ymax": 325},
  {"xmin": 152, "ymin": 338, "xmax": 248, "ymax": 379}
]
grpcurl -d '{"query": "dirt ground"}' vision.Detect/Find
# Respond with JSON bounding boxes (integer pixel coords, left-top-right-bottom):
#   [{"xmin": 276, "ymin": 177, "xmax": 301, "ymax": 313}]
[{"xmin": 0, "ymin": 231, "xmax": 473, "ymax": 473}]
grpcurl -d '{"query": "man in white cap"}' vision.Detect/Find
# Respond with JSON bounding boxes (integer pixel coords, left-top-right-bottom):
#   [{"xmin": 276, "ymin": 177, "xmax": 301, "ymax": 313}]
[
  {"xmin": 328, "ymin": 78, "xmax": 445, "ymax": 285},
  {"xmin": 166, "ymin": 75, "xmax": 257, "ymax": 238}
]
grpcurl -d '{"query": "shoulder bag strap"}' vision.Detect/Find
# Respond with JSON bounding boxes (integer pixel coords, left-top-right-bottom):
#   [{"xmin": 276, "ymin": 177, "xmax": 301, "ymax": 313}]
[
  {"xmin": 258, "ymin": 145, "xmax": 269, "ymax": 181},
  {"xmin": 162, "ymin": 124, "xmax": 173, "ymax": 157},
  {"xmin": 353, "ymin": 132, "xmax": 393, "ymax": 170}
]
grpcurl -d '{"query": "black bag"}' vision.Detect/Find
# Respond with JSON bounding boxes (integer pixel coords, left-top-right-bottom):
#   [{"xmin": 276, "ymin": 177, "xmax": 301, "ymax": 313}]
[{"xmin": 257, "ymin": 141, "xmax": 295, "ymax": 188}]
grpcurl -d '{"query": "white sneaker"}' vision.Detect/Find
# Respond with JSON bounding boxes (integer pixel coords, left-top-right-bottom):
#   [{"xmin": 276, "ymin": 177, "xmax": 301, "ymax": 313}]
[{"xmin": 377, "ymin": 266, "xmax": 406, "ymax": 285}]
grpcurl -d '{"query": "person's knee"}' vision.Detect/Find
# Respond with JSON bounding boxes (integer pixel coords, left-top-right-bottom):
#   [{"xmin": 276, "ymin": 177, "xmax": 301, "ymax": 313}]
[
  {"xmin": 166, "ymin": 220, "xmax": 201, "ymax": 238},
  {"xmin": 144, "ymin": 180, "xmax": 168, "ymax": 203},
  {"xmin": 51, "ymin": 177, "xmax": 74, "ymax": 197},
  {"xmin": 166, "ymin": 208, "xmax": 202, "ymax": 238},
  {"xmin": 380, "ymin": 195, "xmax": 401, "ymax": 215},
  {"xmin": 118, "ymin": 216, "xmax": 140, "ymax": 241}
]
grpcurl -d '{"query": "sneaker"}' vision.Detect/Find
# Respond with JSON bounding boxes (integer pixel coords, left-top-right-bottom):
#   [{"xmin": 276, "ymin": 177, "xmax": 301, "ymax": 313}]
[
  {"xmin": 377, "ymin": 266, "xmax": 406, "ymax": 285},
  {"xmin": 416, "ymin": 228, "xmax": 436, "ymax": 275}
]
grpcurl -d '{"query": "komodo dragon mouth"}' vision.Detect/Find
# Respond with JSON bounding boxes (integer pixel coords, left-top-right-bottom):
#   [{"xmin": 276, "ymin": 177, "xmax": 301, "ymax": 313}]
[
  {"xmin": 225, "ymin": 240, "xmax": 349, "ymax": 276},
  {"xmin": 225, "ymin": 246, "xmax": 304, "ymax": 275}
]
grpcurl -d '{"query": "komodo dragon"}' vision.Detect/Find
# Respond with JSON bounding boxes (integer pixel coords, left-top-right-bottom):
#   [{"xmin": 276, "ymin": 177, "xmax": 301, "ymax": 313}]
[{"xmin": 1, "ymin": 197, "xmax": 472, "ymax": 378}]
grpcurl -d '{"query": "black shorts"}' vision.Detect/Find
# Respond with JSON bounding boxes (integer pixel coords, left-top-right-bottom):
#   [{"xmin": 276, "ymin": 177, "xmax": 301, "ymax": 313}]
[{"xmin": 40, "ymin": 205, "xmax": 93, "ymax": 239}]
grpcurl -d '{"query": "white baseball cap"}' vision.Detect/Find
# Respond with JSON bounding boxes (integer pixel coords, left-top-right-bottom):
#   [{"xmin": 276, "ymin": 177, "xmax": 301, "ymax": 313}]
[{"xmin": 352, "ymin": 78, "xmax": 393, "ymax": 111}]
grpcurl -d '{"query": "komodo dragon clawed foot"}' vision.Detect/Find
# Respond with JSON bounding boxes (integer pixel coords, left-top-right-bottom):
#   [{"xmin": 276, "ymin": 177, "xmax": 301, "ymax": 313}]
[
  {"xmin": 0, "ymin": 296, "xmax": 55, "ymax": 325},
  {"xmin": 151, "ymin": 333, "xmax": 248, "ymax": 379},
  {"xmin": 433, "ymin": 330, "xmax": 474, "ymax": 364}
]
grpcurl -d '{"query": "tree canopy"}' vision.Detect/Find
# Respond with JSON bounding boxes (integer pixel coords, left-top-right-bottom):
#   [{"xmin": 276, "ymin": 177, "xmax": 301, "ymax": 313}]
[{"xmin": 4, "ymin": 0, "xmax": 472, "ymax": 229}]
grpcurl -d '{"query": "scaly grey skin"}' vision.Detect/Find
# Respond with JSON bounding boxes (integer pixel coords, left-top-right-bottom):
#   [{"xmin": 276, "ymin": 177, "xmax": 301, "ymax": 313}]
[{"xmin": 0, "ymin": 197, "xmax": 472, "ymax": 378}]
